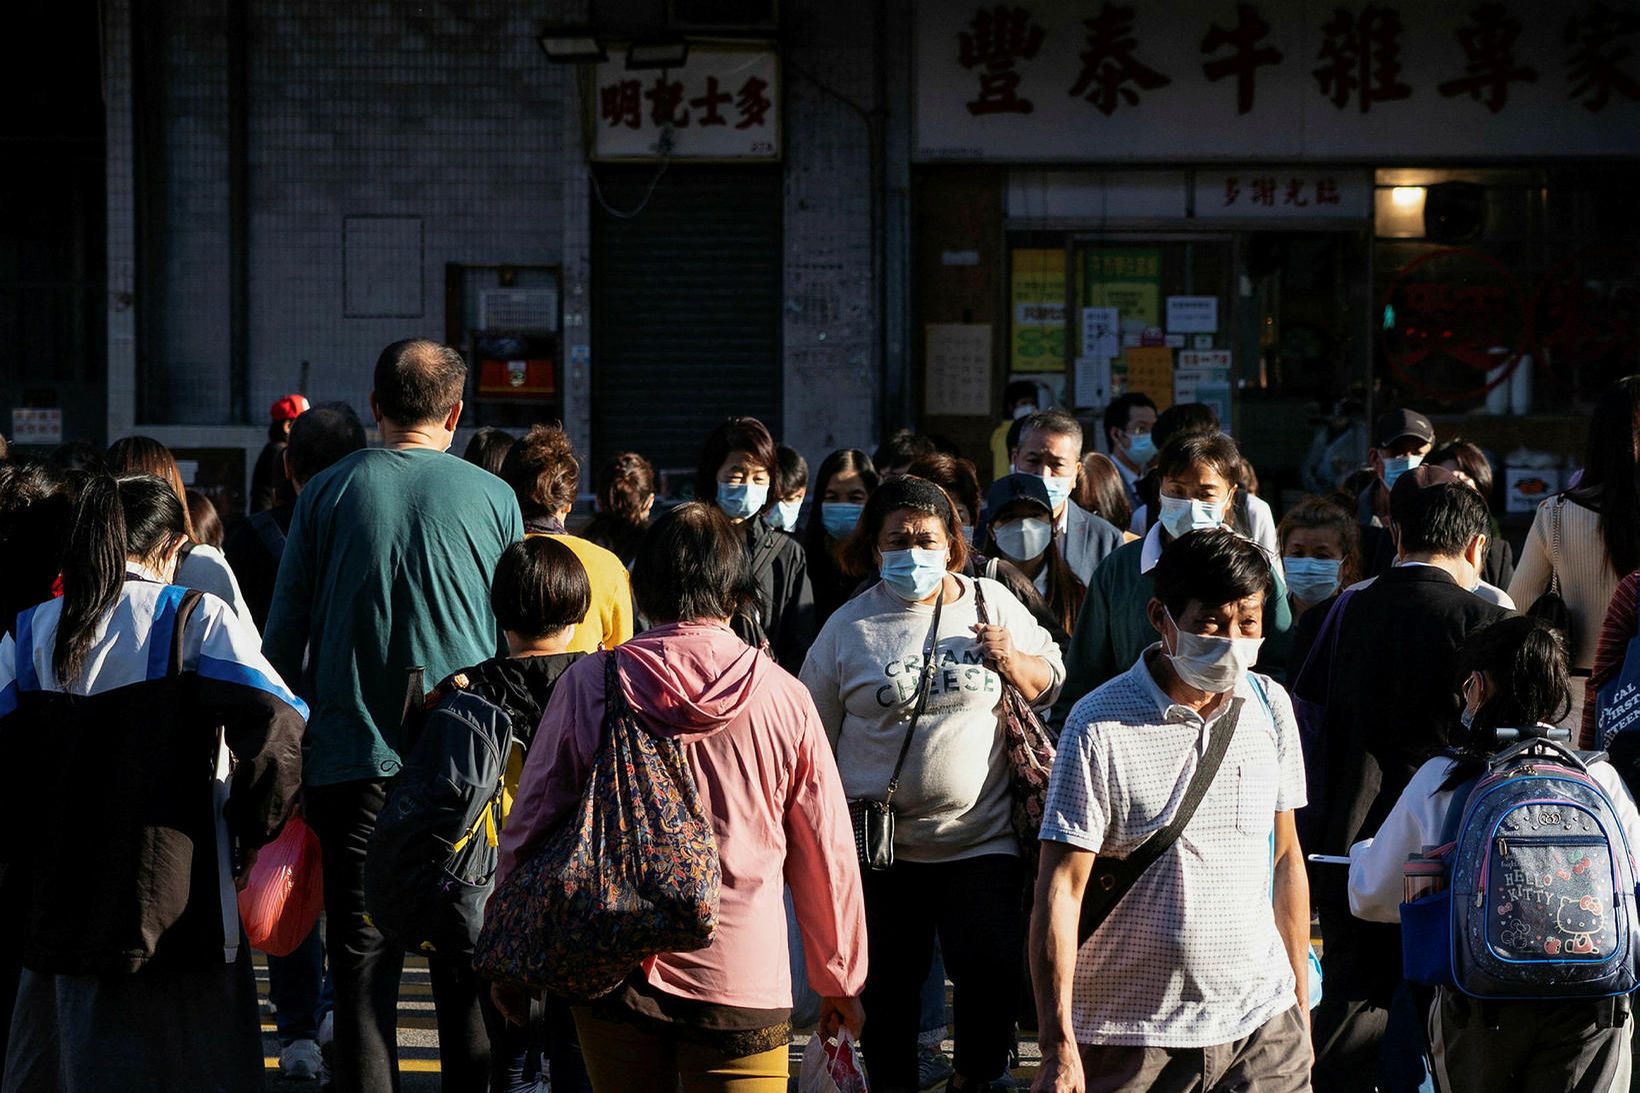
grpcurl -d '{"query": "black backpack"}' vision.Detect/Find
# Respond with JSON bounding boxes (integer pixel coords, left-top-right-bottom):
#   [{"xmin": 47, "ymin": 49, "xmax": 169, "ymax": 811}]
[{"xmin": 364, "ymin": 687, "xmax": 513, "ymax": 957}]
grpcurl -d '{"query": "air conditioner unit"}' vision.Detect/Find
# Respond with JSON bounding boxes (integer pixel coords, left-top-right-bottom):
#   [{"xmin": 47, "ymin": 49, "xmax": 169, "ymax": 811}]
[{"xmin": 478, "ymin": 289, "xmax": 559, "ymax": 332}]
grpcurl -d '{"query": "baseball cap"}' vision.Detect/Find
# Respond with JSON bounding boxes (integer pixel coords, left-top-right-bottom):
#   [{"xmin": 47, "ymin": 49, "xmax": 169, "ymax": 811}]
[
  {"xmin": 1373, "ymin": 408, "xmax": 1435, "ymax": 449},
  {"xmin": 985, "ymin": 473, "xmax": 1054, "ymax": 521},
  {"xmin": 270, "ymin": 394, "xmax": 311, "ymax": 423}
]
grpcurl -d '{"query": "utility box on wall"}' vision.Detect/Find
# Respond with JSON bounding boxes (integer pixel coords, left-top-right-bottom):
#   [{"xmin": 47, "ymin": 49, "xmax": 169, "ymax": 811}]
[{"xmin": 447, "ymin": 269, "xmax": 563, "ymax": 429}]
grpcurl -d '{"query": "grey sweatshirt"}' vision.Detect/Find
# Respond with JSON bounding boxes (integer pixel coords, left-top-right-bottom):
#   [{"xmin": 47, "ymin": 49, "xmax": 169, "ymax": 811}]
[{"xmin": 799, "ymin": 575, "xmax": 1064, "ymax": 863}]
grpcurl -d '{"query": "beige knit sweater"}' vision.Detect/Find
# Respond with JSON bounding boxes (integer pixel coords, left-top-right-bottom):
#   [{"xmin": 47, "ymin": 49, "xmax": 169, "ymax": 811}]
[{"xmin": 1507, "ymin": 496, "xmax": 1621, "ymax": 671}]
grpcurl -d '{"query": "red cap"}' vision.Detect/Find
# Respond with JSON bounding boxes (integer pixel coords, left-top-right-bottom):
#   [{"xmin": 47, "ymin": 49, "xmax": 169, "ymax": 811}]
[{"xmin": 270, "ymin": 394, "xmax": 310, "ymax": 423}]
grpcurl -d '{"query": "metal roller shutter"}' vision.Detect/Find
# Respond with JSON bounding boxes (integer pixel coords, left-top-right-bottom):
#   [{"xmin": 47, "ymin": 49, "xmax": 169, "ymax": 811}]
[{"xmin": 591, "ymin": 165, "xmax": 783, "ymax": 487}]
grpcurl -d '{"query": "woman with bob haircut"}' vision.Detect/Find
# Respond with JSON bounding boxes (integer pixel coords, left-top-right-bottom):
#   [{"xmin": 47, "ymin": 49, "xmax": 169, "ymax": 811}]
[
  {"xmin": 800, "ymin": 475, "xmax": 1064, "ymax": 1093},
  {"xmin": 497, "ymin": 502, "xmax": 867, "ymax": 1093}
]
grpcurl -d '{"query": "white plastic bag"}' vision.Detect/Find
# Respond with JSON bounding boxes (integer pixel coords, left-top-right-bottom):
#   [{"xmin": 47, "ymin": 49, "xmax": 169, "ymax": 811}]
[{"xmin": 798, "ymin": 1029, "xmax": 869, "ymax": 1093}]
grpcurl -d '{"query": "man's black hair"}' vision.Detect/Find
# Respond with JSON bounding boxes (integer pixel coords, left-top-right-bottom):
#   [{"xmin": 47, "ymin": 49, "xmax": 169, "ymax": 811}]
[
  {"xmin": 1151, "ymin": 402, "xmax": 1220, "ymax": 452},
  {"xmin": 490, "ymin": 536, "xmax": 592, "ymax": 638},
  {"xmin": 1151, "ymin": 527, "xmax": 1273, "ymax": 619},
  {"xmin": 873, "ymin": 429, "xmax": 936, "ymax": 472},
  {"xmin": 287, "ymin": 403, "xmax": 367, "ymax": 487},
  {"xmin": 1392, "ymin": 481, "xmax": 1489, "ymax": 557},
  {"xmin": 373, "ymin": 338, "xmax": 467, "ymax": 426}
]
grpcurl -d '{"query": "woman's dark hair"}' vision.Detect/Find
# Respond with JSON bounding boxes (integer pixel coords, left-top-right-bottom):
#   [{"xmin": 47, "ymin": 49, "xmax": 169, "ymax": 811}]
[
  {"xmin": 462, "ymin": 427, "xmax": 515, "ymax": 477},
  {"xmin": 839, "ymin": 475, "xmax": 969, "ymax": 579},
  {"xmin": 631, "ymin": 502, "xmax": 759, "ymax": 624},
  {"xmin": 872, "ymin": 429, "xmax": 936, "ymax": 474},
  {"xmin": 802, "ymin": 449, "xmax": 881, "ymax": 578},
  {"xmin": 186, "ymin": 489, "xmax": 224, "ymax": 549},
  {"xmin": 775, "ymin": 445, "xmax": 809, "ymax": 501},
  {"xmin": 107, "ymin": 436, "xmax": 197, "ymax": 542},
  {"xmin": 489, "ymin": 536, "xmax": 593, "ymax": 639},
  {"xmin": 1569, "ymin": 375, "xmax": 1640, "ymax": 576},
  {"xmin": 49, "ymin": 440, "xmax": 107, "ymax": 477},
  {"xmin": 1442, "ymin": 616, "xmax": 1573, "ymax": 788},
  {"xmin": 1277, "ymin": 496, "xmax": 1361, "ymax": 587},
  {"xmin": 1076, "ymin": 452, "xmax": 1133, "ymax": 532},
  {"xmin": 500, "ymin": 424, "xmax": 579, "ymax": 522},
  {"xmin": 1150, "ymin": 402, "xmax": 1220, "ymax": 451},
  {"xmin": 287, "ymin": 403, "xmax": 368, "ymax": 487},
  {"xmin": 1430, "ymin": 438, "xmax": 1495, "ymax": 505},
  {"xmin": 1155, "ymin": 430, "xmax": 1243, "ymax": 486},
  {"xmin": 583, "ymin": 451, "xmax": 657, "ymax": 565},
  {"xmin": 905, "ymin": 452, "xmax": 981, "ymax": 526},
  {"xmin": 695, "ymin": 416, "xmax": 777, "ymax": 508},
  {"xmin": 0, "ymin": 463, "xmax": 75, "ymax": 637},
  {"xmin": 1150, "ymin": 527, "xmax": 1274, "ymax": 620},
  {"xmin": 55, "ymin": 475, "xmax": 187, "ymax": 686}
]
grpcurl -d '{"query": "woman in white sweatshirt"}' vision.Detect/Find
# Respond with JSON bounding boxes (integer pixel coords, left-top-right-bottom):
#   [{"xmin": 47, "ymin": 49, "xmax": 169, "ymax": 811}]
[{"xmin": 1348, "ymin": 615, "xmax": 1640, "ymax": 1093}]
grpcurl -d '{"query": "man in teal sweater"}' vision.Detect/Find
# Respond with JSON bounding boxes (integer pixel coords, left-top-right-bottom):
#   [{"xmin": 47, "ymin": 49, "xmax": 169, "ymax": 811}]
[
  {"xmin": 264, "ymin": 339, "xmax": 522, "ymax": 1093},
  {"xmin": 1053, "ymin": 431, "xmax": 1289, "ymax": 726}
]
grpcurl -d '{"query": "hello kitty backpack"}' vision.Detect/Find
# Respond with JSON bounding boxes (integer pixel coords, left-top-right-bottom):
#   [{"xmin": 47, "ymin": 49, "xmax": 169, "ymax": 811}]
[{"xmin": 1438, "ymin": 736, "xmax": 1640, "ymax": 999}]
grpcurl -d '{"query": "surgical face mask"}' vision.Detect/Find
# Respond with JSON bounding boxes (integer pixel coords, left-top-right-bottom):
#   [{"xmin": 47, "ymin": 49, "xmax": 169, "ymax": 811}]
[
  {"xmin": 1123, "ymin": 431, "xmax": 1157, "ymax": 464},
  {"xmin": 992, "ymin": 517, "xmax": 1053, "ymax": 562},
  {"xmin": 1011, "ymin": 403, "xmax": 1034, "ymax": 420},
  {"xmin": 1381, "ymin": 452, "xmax": 1423, "ymax": 489},
  {"xmin": 961, "ymin": 525, "xmax": 976, "ymax": 546},
  {"xmin": 1158, "ymin": 494, "xmax": 1227, "ymax": 540},
  {"xmin": 768, "ymin": 498, "xmax": 803, "ymax": 532},
  {"xmin": 821, "ymin": 501, "xmax": 864, "ymax": 540},
  {"xmin": 1037, "ymin": 473, "xmax": 1076, "ymax": 512},
  {"xmin": 1165, "ymin": 609, "xmax": 1263, "ymax": 694},
  {"xmin": 880, "ymin": 547, "xmax": 948, "ymax": 602},
  {"xmin": 716, "ymin": 480, "xmax": 769, "ymax": 521},
  {"xmin": 1283, "ymin": 556, "xmax": 1342, "ymax": 604}
]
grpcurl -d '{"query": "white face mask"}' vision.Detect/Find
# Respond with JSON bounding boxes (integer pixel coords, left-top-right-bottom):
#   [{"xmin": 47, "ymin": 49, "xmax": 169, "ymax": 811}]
[
  {"xmin": 1165, "ymin": 609, "xmax": 1263, "ymax": 694},
  {"xmin": 767, "ymin": 498, "xmax": 803, "ymax": 532},
  {"xmin": 1158, "ymin": 494, "xmax": 1227, "ymax": 539},
  {"xmin": 992, "ymin": 517, "xmax": 1053, "ymax": 562}
]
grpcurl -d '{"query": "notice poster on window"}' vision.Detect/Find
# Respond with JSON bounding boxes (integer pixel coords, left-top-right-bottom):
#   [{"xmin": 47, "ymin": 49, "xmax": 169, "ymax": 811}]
[
  {"xmin": 1121, "ymin": 346, "xmax": 1174, "ymax": 411},
  {"xmin": 925, "ymin": 323, "xmax": 993, "ymax": 416},
  {"xmin": 1011, "ymin": 249, "xmax": 1066, "ymax": 373},
  {"xmin": 1084, "ymin": 248, "xmax": 1161, "ymax": 336}
]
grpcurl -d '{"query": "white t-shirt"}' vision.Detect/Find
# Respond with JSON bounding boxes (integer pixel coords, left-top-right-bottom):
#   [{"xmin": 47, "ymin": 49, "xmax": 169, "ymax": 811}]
[
  {"xmin": 1042, "ymin": 649, "xmax": 1307, "ymax": 1047},
  {"xmin": 801, "ymin": 575, "xmax": 1064, "ymax": 863}
]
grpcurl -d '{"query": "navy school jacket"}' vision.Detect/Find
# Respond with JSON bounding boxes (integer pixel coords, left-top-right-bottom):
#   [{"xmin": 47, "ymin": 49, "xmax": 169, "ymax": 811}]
[{"xmin": 0, "ymin": 578, "xmax": 306, "ymax": 975}]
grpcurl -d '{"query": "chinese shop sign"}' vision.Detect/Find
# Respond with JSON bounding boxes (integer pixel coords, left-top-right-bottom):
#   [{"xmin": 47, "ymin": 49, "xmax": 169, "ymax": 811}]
[
  {"xmin": 594, "ymin": 46, "xmax": 779, "ymax": 161},
  {"xmin": 917, "ymin": 1, "xmax": 1640, "ymax": 161}
]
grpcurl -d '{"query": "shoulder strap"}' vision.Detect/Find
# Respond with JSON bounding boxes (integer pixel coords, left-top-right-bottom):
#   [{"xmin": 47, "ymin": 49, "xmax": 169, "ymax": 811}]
[
  {"xmin": 1079, "ymin": 697, "xmax": 1244, "ymax": 942},
  {"xmin": 1549, "ymin": 497, "xmax": 1564, "ymax": 596},
  {"xmin": 973, "ymin": 573, "xmax": 990, "ymax": 625},
  {"xmin": 883, "ymin": 589, "xmax": 945, "ymax": 806},
  {"xmin": 167, "ymin": 588, "xmax": 206, "ymax": 678},
  {"xmin": 1439, "ymin": 775, "xmax": 1479, "ymax": 847}
]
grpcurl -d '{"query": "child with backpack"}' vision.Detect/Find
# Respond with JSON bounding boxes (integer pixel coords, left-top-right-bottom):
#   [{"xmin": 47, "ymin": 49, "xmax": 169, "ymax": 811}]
[
  {"xmin": 1348, "ymin": 615, "xmax": 1640, "ymax": 1092},
  {"xmin": 364, "ymin": 536, "xmax": 595, "ymax": 1093}
]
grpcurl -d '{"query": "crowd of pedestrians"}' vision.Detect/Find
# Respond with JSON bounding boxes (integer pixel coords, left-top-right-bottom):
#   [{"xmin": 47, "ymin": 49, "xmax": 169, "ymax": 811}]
[{"xmin": 4, "ymin": 337, "xmax": 1640, "ymax": 1093}]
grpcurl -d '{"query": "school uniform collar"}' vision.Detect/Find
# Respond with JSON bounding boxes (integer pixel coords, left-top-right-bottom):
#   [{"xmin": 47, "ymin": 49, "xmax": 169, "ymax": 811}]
[{"xmin": 1139, "ymin": 523, "xmax": 1166, "ymax": 574}]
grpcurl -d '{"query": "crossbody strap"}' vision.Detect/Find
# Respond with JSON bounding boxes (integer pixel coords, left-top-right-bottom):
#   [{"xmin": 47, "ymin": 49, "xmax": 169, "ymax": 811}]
[
  {"xmin": 883, "ymin": 586, "xmax": 946, "ymax": 805},
  {"xmin": 1079, "ymin": 696, "xmax": 1244, "ymax": 942},
  {"xmin": 167, "ymin": 588, "xmax": 206, "ymax": 677}
]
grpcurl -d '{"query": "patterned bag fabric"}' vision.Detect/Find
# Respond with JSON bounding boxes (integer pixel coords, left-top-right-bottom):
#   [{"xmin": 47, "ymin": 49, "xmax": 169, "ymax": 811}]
[
  {"xmin": 973, "ymin": 580, "xmax": 1056, "ymax": 844},
  {"xmin": 473, "ymin": 653, "xmax": 721, "ymax": 1000}
]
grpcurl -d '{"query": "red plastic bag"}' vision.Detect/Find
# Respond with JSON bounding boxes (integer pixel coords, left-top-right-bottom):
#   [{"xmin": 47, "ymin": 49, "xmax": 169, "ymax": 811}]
[{"xmin": 237, "ymin": 814, "xmax": 324, "ymax": 957}]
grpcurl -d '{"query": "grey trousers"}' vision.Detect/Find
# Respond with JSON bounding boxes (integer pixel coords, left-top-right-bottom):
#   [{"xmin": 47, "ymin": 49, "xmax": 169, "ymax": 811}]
[
  {"xmin": 1079, "ymin": 1004, "xmax": 1311, "ymax": 1093},
  {"xmin": 1427, "ymin": 988, "xmax": 1632, "ymax": 1093}
]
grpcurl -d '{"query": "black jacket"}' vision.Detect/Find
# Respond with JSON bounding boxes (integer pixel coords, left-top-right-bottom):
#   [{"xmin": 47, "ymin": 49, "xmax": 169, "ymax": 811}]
[
  {"xmin": 427, "ymin": 652, "xmax": 585, "ymax": 755},
  {"xmin": 735, "ymin": 519, "xmax": 816, "ymax": 673},
  {"xmin": 1293, "ymin": 565, "xmax": 1510, "ymax": 1001},
  {"xmin": 222, "ymin": 503, "xmax": 294, "ymax": 631},
  {"xmin": 0, "ymin": 582, "xmax": 304, "ymax": 975}
]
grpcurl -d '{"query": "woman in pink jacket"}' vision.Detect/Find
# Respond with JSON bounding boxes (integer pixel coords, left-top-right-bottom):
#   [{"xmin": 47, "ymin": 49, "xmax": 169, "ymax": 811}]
[{"xmin": 496, "ymin": 502, "xmax": 868, "ymax": 1092}]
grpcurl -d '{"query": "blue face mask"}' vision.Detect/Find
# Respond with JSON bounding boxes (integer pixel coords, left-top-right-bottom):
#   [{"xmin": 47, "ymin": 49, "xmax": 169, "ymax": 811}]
[
  {"xmin": 1158, "ymin": 494, "xmax": 1226, "ymax": 540},
  {"xmin": 1123, "ymin": 432, "xmax": 1156, "ymax": 465},
  {"xmin": 1038, "ymin": 473, "xmax": 1076, "ymax": 512},
  {"xmin": 716, "ymin": 481, "xmax": 769, "ymax": 521},
  {"xmin": 767, "ymin": 498, "xmax": 803, "ymax": 532},
  {"xmin": 1381, "ymin": 453, "xmax": 1422, "ymax": 489},
  {"xmin": 821, "ymin": 501, "xmax": 864, "ymax": 540},
  {"xmin": 880, "ymin": 548, "xmax": 948, "ymax": 601},
  {"xmin": 1283, "ymin": 556, "xmax": 1342, "ymax": 603}
]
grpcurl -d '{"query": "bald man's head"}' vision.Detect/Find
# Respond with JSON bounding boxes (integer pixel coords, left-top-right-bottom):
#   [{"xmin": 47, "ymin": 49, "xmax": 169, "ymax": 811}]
[{"xmin": 372, "ymin": 338, "xmax": 467, "ymax": 427}]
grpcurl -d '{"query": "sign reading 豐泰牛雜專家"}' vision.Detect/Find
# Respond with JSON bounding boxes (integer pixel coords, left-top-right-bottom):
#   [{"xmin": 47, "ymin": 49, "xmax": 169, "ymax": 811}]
[{"xmin": 917, "ymin": 0, "xmax": 1640, "ymax": 161}]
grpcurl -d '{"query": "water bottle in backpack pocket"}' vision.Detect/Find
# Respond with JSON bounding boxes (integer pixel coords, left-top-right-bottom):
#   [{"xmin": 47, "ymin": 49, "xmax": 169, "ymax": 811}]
[{"xmin": 1401, "ymin": 736, "xmax": 1640, "ymax": 999}]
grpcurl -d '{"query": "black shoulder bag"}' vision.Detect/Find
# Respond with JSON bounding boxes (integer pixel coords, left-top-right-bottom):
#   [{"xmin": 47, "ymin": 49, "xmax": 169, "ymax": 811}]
[
  {"xmin": 1078, "ymin": 697, "xmax": 1243, "ymax": 942},
  {"xmin": 845, "ymin": 592, "xmax": 944, "ymax": 872}
]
